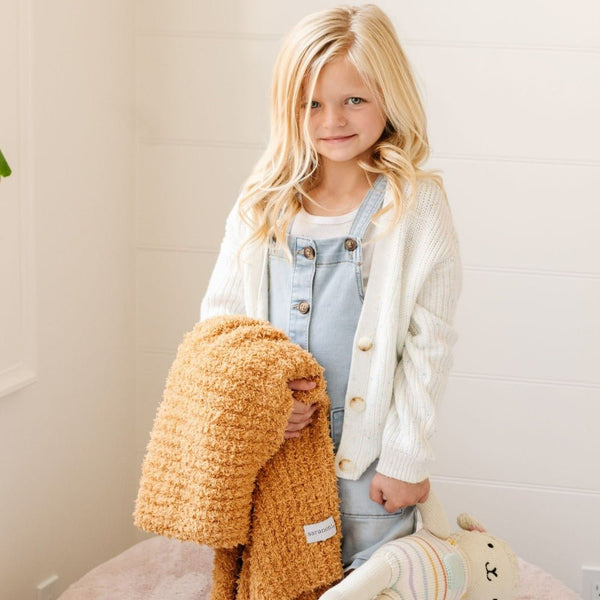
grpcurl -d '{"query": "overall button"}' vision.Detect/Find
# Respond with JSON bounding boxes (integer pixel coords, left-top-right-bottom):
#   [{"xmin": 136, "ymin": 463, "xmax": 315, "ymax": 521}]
[
  {"xmin": 349, "ymin": 397, "xmax": 366, "ymax": 412},
  {"xmin": 303, "ymin": 246, "xmax": 315, "ymax": 259},
  {"xmin": 344, "ymin": 238, "xmax": 358, "ymax": 251},
  {"xmin": 338, "ymin": 458, "xmax": 354, "ymax": 472},
  {"xmin": 357, "ymin": 336, "xmax": 373, "ymax": 351},
  {"xmin": 297, "ymin": 301, "xmax": 310, "ymax": 314}
]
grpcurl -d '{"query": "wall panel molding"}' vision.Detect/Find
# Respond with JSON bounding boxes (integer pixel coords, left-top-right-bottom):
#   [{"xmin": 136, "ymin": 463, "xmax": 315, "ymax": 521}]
[
  {"xmin": 137, "ymin": 31, "xmax": 600, "ymax": 55},
  {"xmin": 452, "ymin": 370, "xmax": 600, "ymax": 391},
  {"xmin": 0, "ymin": 0, "xmax": 37, "ymax": 398},
  {"xmin": 431, "ymin": 474, "xmax": 600, "ymax": 498},
  {"xmin": 464, "ymin": 265, "xmax": 600, "ymax": 281}
]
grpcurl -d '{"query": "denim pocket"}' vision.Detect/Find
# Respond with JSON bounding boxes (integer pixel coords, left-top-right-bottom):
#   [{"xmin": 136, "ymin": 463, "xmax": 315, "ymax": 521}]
[
  {"xmin": 340, "ymin": 507, "xmax": 416, "ymax": 568},
  {"xmin": 338, "ymin": 474, "xmax": 407, "ymax": 519},
  {"xmin": 337, "ymin": 460, "xmax": 417, "ymax": 567}
]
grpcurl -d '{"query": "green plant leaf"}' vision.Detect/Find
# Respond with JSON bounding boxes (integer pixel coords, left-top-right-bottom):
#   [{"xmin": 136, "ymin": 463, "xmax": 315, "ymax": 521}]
[{"xmin": 0, "ymin": 148, "xmax": 12, "ymax": 178}]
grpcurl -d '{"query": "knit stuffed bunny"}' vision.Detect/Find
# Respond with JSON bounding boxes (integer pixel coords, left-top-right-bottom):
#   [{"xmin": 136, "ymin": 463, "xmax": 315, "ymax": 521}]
[{"xmin": 320, "ymin": 491, "xmax": 519, "ymax": 600}]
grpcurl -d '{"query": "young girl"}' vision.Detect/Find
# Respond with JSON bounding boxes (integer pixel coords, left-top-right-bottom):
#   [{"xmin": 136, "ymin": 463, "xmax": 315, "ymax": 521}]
[{"xmin": 200, "ymin": 4, "xmax": 461, "ymax": 570}]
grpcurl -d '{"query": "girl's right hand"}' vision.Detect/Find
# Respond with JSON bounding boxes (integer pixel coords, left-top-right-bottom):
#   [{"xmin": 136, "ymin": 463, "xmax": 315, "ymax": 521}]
[{"xmin": 285, "ymin": 379, "xmax": 317, "ymax": 439}]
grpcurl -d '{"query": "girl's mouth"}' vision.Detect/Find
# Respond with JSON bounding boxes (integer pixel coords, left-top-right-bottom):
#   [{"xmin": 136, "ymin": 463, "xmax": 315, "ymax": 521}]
[{"xmin": 321, "ymin": 134, "xmax": 356, "ymax": 143}]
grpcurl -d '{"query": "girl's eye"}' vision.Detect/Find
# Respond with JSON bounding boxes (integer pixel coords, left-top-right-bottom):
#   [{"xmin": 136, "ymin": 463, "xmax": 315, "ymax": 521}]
[
  {"xmin": 309, "ymin": 100, "xmax": 320, "ymax": 109},
  {"xmin": 348, "ymin": 97, "xmax": 364, "ymax": 105}
]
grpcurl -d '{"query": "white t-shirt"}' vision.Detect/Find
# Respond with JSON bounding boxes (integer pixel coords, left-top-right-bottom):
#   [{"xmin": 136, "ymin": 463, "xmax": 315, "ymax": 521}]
[{"xmin": 290, "ymin": 207, "xmax": 374, "ymax": 288}]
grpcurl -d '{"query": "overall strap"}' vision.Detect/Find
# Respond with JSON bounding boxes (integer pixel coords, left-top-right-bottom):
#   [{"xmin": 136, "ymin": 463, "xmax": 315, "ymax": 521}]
[{"xmin": 348, "ymin": 174, "xmax": 387, "ymax": 239}]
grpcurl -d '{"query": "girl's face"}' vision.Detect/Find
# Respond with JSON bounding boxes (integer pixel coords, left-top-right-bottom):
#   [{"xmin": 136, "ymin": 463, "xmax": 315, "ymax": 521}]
[{"xmin": 301, "ymin": 58, "xmax": 386, "ymax": 168}]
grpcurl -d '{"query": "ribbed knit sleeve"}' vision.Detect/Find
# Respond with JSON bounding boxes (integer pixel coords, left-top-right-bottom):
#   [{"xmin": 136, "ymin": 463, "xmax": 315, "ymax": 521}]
[
  {"xmin": 200, "ymin": 203, "xmax": 247, "ymax": 320},
  {"xmin": 377, "ymin": 182, "xmax": 462, "ymax": 482}
]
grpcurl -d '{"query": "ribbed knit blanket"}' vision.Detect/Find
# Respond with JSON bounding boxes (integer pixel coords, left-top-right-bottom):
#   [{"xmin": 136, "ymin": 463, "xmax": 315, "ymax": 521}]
[{"xmin": 134, "ymin": 315, "xmax": 343, "ymax": 600}]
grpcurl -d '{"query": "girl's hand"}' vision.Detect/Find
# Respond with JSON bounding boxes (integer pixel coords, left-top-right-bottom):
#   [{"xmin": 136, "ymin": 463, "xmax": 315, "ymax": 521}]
[
  {"xmin": 369, "ymin": 473, "xmax": 430, "ymax": 513},
  {"xmin": 284, "ymin": 379, "xmax": 317, "ymax": 439}
]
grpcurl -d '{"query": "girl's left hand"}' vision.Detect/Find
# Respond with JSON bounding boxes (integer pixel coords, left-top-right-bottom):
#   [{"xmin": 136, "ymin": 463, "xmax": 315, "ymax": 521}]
[
  {"xmin": 284, "ymin": 379, "xmax": 317, "ymax": 439},
  {"xmin": 369, "ymin": 473, "xmax": 430, "ymax": 513}
]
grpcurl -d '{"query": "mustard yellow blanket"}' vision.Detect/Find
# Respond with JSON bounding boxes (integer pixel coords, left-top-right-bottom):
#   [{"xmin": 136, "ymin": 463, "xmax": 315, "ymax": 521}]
[{"xmin": 134, "ymin": 315, "xmax": 343, "ymax": 600}]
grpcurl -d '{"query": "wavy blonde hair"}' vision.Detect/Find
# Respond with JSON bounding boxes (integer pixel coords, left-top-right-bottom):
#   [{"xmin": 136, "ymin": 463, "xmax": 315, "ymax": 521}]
[{"xmin": 238, "ymin": 4, "xmax": 443, "ymax": 249}]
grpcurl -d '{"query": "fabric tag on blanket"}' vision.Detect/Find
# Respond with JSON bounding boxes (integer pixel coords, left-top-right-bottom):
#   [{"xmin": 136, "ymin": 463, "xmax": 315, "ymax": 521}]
[{"xmin": 304, "ymin": 516, "xmax": 337, "ymax": 543}]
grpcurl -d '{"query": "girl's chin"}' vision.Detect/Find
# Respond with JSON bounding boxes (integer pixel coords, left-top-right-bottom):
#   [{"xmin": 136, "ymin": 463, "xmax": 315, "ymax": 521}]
[{"xmin": 317, "ymin": 147, "xmax": 376, "ymax": 166}]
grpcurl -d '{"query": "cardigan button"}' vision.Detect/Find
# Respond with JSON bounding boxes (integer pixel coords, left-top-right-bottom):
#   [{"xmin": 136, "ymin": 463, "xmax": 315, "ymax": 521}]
[
  {"xmin": 357, "ymin": 336, "xmax": 373, "ymax": 351},
  {"xmin": 338, "ymin": 458, "xmax": 353, "ymax": 472},
  {"xmin": 297, "ymin": 301, "xmax": 310, "ymax": 314},
  {"xmin": 344, "ymin": 238, "xmax": 358, "ymax": 252},
  {"xmin": 349, "ymin": 397, "xmax": 365, "ymax": 412}
]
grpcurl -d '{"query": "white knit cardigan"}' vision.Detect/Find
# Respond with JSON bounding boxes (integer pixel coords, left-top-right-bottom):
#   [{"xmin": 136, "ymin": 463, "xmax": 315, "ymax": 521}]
[{"xmin": 200, "ymin": 178, "xmax": 462, "ymax": 483}]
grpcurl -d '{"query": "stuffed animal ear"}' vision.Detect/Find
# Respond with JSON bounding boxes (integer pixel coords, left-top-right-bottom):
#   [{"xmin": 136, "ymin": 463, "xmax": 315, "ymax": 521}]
[{"xmin": 457, "ymin": 513, "xmax": 487, "ymax": 532}]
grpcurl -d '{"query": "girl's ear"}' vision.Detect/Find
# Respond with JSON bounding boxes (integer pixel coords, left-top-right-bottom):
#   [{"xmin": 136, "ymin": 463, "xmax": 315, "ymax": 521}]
[{"xmin": 456, "ymin": 513, "xmax": 487, "ymax": 533}]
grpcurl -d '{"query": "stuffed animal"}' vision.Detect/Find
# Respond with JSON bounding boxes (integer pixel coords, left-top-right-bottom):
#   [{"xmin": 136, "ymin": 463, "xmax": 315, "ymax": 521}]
[{"xmin": 320, "ymin": 491, "xmax": 519, "ymax": 600}]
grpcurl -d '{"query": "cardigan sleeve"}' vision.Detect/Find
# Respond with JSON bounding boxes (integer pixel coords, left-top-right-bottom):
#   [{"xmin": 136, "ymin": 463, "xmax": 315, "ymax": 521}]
[
  {"xmin": 200, "ymin": 203, "xmax": 246, "ymax": 320},
  {"xmin": 376, "ymin": 187, "xmax": 462, "ymax": 483}
]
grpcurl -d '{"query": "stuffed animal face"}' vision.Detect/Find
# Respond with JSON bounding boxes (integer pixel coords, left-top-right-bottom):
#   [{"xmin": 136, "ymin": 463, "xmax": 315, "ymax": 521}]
[{"xmin": 454, "ymin": 529, "xmax": 519, "ymax": 600}]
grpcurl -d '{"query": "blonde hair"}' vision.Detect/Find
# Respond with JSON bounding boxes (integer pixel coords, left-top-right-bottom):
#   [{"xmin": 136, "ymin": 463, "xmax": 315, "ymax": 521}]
[{"xmin": 238, "ymin": 4, "xmax": 442, "ymax": 249}]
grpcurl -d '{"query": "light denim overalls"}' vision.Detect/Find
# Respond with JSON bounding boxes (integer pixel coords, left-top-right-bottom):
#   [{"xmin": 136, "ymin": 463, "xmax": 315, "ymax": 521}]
[{"xmin": 268, "ymin": 175, "xmax": 416, "ymax": 569}]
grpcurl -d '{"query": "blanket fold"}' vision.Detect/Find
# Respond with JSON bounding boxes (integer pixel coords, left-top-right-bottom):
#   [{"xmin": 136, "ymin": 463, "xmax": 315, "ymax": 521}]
[{"xmin": 134, "ymin": 315, "xmax": 343, "ymax": 600}]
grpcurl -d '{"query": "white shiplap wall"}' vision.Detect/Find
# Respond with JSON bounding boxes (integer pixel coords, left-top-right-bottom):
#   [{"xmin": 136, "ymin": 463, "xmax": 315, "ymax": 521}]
[
  {"xmin": 1, "ymin": 1, "xmax": 137, "ymax": 598},
  {"xmin": 135, "ymin": 1, "xmax": 600, "ymax": 592}
]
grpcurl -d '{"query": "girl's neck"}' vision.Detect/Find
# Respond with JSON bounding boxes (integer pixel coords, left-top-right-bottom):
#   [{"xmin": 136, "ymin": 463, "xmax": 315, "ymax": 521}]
[{"xmin": 304, "ymin": 161, "xmax": 375, "ymax": 216}]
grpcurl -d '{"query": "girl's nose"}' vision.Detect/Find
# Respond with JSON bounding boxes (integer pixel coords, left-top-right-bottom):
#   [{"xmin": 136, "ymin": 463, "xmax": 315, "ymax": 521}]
[{"xmin": 323, "ymin": 106, "xmax": 347, "ymax": 127}]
